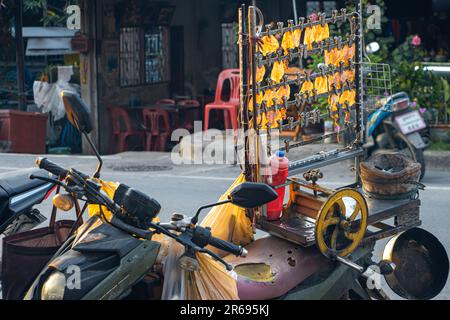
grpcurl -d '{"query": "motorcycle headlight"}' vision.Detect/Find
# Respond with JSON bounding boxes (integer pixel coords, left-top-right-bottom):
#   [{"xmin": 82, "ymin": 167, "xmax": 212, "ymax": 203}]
[
  {"xmin": 391, "ymin": 98, "xmax": 410, "ymax": 112},
  {"xmin": 41, "ymin": 270, "xmax": 66, "ymax": 300}
]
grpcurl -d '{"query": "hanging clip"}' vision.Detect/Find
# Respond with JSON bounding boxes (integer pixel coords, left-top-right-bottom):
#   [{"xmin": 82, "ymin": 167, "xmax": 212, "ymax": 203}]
[
  {"xmin": 288, "ymin": 117, "xmax": 294, "ymax": 130},
  {"xmin": 276, "ymin": 21, "xmax": 284, "ymax": 33},
  {"xmin": 298, "ymin": 17, "xmax": 305, "ymax": 30},
  {"xmin": 331, "ymin": 10, "xmax": 338, "ymax": 24},
  {"xmin": 287, "ymin": 19, "xmax": 294, "ymax": 31},
  {"xmin": 320, "ymin": 12, "xmax": 326, "ymax": 27},
  {"xmin": 282, "ymin": 95, "xmax": 288, "ymax": 109},
  {"xmin": 340, "ymin": 8, "xmax": 347, "ymax": 21}
]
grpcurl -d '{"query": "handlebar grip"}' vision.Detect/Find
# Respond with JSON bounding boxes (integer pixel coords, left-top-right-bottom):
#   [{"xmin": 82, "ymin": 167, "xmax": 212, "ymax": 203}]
[
  {"xmin": 36, "ymin": 157, "xmax": 68, "ymax": 178},
  {"xmin": 209, "ymin": 236, "xmax": 247, "ymax": 257}
]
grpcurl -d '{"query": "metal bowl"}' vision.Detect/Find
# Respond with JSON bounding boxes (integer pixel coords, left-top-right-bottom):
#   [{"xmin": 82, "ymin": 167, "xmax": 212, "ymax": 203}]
[{"xmin": 383, "ymin": 227, "xmax": 449, "ymax": 299}]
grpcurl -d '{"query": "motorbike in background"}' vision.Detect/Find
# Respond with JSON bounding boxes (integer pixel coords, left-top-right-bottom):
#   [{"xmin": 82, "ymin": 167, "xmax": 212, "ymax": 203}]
[
  {"xmin": 366, "ymin": 92, "xmax": 428, "ymax": 180},
  {"xmin": 0, "ymin": 169, "xmax": 54, "ymax": 236}
]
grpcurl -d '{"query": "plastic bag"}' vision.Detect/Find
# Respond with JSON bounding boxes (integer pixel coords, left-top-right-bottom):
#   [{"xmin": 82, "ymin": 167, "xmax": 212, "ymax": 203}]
[
  {"xmin": 200, "ymin": 173, "xmax": 254, "ymax": 256},
  {"xmin": 87, "ymin": 180, "xmax": 120, "ymax": 221},
  {"xmin": 159, "ymin": 237, "xmax": 239, "ymax": 300}
]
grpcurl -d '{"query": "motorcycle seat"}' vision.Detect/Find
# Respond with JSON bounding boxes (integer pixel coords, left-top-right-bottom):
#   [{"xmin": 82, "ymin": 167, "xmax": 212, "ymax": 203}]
[
  {"xmin": 225, "ymin": 235, "xmax": 330, "ymax": 300},
  {"xmin": 0, "ymin": 168, "xmax": 51, "ymax": 197}
]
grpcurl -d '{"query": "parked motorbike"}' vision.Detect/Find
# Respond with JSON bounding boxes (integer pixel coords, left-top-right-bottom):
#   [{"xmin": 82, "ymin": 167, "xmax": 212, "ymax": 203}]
[
  {"xmin": 0, "ymin": 168, "xmax": 54, "ymax": 236},
  {"xmin": 23, "ymin": 91, "xmax": 448, "ymax": 300},
  {"xmin": 366, "ymin": 92, "xmax": 428, "ymax": 180}
]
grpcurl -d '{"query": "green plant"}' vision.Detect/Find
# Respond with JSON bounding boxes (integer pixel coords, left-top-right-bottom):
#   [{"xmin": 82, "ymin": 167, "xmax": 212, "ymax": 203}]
[{"xmin": 24, "ymin": 0, "xmax": 78, "ymax": 27}]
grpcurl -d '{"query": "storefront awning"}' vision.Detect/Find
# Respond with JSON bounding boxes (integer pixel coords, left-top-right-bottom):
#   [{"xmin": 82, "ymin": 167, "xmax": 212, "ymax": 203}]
[{"xmin": 12, "ymin": 27, "xmax": 77, "ymax": 56}]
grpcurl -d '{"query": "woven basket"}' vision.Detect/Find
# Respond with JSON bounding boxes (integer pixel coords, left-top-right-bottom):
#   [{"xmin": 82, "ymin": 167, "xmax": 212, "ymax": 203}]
[{"xmin": 360, "ymin": 151, "xmax": 422, "ymax": 199}]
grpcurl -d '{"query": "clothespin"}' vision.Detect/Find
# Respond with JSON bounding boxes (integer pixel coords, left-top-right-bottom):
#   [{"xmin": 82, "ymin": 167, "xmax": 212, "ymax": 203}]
[
  {"xmin": 330, "ymin": 83, "xmax": 338, "ymax": 96},
  {"xmin": 298, "ymin": 17, "xmax": 305, "ymax": 30},
  {"xmin": 319, "ymin": 40, "xmax": 325, "ymax": 55},
  {"xmin": 287, "ymin": 19, "xmax": 294, "ymax": 32},
  {"xmin": 338, "ymin": 60, "xmax": 345, "ymax": 74},
  {"xmin": 282, "ymin": 95, "xmax": 288, "ymax": 109},
  {"xmin": 288, "ymin": 117, "xmax": 294, "ymax": 130},
  {"xmin": 299, "ymin": 112, "xmax": 306, "ymax": 127},
  {"xmin": 327, "ymin": 37, "xmax": 333, "ymax": 53},
  {"xmin": 294, "ymin": 93, "xmax": 302, "ymax": 107},
  {"xmin": 320, "ymin": 12, "xmax": 326, "ymax": 27},
  {"xmin": 336, "ymin": 36, "xmax": 343, "ymax": 50},
  {"xmin": 340, "ymin": 8, "xmax": 347, "ymax": 21},
  {"xmin": 288, "ymin": 48, "xmax": 294, "ymax": 62},
  {"xmin": 315, "ymin": 109, "xmax": 321, "ymax": 124},
  {"xmin": 277, "ymin": 49, "xmax": 283, "ymax": 62},
  {"xmin": 304, "ymin": 112, "xmax": 310, "ymax": 127},
  {"xmin": 276, "ymin": 21, "xmax": 284, "ymax": 33},
  {"xmin": 257, "ymin": 54, "xmax": 263, "ymax": 69},
  {"xmin": 331, "ymin": 10, "xmax": 338, "ymax": 24},
  {"xmin": 311, "ymin": 89, "xmax": 318, "ymax": 103}
]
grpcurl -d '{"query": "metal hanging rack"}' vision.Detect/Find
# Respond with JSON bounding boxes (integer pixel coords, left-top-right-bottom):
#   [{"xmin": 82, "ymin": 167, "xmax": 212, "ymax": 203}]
[{"xmin": 239, "ymin": 0, "xmax": 365, "ymax": 180}]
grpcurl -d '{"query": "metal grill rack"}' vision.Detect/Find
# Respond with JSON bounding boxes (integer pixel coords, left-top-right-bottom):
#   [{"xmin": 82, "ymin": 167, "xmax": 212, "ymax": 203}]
[{"xmin": 238, "ymin": 0, "xmax": 365, "ymax": 181}]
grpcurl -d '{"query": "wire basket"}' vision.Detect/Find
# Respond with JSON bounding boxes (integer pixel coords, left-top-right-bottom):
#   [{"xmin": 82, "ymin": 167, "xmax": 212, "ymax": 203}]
[{"xmin": 362, "ymin": 62, "xmax": 392, "ymax": 114}]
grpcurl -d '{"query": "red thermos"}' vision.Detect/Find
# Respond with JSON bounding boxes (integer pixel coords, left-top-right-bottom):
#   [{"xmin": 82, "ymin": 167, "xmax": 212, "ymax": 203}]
[{"xmin": 266, "ymin": 151, "xmax": 289, "ymax": 221}]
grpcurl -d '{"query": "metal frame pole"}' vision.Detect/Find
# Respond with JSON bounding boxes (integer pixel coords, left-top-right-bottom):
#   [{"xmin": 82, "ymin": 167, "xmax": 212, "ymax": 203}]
[{"xmin": 15, "ymin": 0, "xmax": 26, "ymax": 111}]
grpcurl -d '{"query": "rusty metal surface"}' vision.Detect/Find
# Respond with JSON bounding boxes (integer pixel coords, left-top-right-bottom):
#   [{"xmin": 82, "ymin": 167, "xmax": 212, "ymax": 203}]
[{"xmin": 224, "ymin": 236, "xmax": 330, "ymax": 300}]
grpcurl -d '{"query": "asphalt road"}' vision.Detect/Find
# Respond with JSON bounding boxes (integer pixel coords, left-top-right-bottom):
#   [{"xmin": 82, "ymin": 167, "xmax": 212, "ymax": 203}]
[{"xmin": 0, "ymin": 151, "xmax": 449, "ymax": 299}]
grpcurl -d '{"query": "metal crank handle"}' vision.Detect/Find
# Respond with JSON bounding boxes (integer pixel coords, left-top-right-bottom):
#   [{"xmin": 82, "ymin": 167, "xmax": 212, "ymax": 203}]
[{"xmin": 336, "ymin": 256, "xmax": 396, "ymax": 278}]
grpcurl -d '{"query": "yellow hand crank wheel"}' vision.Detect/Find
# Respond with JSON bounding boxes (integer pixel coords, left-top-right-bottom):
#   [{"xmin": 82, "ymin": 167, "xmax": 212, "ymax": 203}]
[{"xmin": 315, "ymin": 188, "xmax": 368, "ymax": 258}]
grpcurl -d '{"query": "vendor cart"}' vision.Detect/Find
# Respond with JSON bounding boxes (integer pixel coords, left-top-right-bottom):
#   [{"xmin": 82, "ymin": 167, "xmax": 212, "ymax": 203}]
[{"xmin": 237, "ymin": 0, "xmax": 447, "ymax": 291}]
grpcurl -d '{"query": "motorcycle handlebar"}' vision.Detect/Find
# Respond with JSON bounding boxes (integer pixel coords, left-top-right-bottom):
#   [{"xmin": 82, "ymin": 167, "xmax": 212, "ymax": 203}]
[
  {"xmin": 209, "ymin": 236, "xmax": 247, "ymax": 257},
  {"xmin": 36, "ymin": 157, "xmax": 68, "ymax": 178}
]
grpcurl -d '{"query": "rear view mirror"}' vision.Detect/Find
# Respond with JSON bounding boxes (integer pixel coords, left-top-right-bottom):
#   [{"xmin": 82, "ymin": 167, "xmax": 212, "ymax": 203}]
[
  {"xmin": 61, "ymin": 90, "xmax": 93, "ymax": 134},
  {"xmin": 229, "ymin": 182, "xmax": 278, "ymax": 209}
]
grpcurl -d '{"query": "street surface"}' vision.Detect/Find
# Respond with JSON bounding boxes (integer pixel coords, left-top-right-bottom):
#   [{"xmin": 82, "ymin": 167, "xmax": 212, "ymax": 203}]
[{"xmin": 0, "ymin": 150, "xmax": 449, "ymax": 299}]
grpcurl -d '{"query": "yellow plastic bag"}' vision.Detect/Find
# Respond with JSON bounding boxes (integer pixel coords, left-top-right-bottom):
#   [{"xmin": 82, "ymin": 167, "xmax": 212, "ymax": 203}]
[
  {"xmin": 87, "ymin": 180, "xmax": 120, "ymax": 221},
  {"xmin": 200, "ymin": 173, "xmax": 253, "ymax": 256}
]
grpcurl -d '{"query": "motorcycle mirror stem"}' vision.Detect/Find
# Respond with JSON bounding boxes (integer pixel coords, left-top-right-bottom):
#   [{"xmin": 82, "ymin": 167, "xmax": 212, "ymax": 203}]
[
  {"xmin": 60, "ymin": 90, "xmax": 103, "ymax": 178},
  {"xmin": 82, "ymin": 131, "xmax": 103, "ymax": 178},
  {"xmin": 191, "ymin": 199, "xmax": 231, "ymax": 225}
]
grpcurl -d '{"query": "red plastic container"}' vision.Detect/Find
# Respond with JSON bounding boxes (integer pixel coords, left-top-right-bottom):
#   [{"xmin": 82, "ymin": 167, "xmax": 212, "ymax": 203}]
[
  {"xmin": 0, "ymin": 110, "xmax": 47, "ymax": 154},
  {"xmin": 266, "ymin": 151, "xmax": 289, "ymax": 221}
]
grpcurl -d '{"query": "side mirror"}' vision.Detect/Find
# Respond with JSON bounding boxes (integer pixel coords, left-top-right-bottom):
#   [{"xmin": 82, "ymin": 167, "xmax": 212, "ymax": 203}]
[
  {"xmin": 61, "ymin": 90, "xmax": 93, "ymax": 134},
  {"xmin": 229, "ymin": 182, "xmax": 278, "ymax": 209}
]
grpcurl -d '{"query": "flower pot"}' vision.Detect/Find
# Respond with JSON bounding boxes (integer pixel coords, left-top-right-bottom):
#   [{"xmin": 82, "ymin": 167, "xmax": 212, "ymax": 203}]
[{"xmin": 430, "ymin": 124, "xmax": 450, "ymax": 143}]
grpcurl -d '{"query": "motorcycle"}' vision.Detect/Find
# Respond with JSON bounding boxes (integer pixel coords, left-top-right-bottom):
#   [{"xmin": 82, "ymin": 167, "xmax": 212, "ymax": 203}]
[
  {"xmin": 366, "ymin": 92, "xmax": 428, "ymax": 180},
  {"xmin": 23, "ymin": 91, "xmax": 448, "ymax": 300},
  {"xmin": 0, "ymin": 168, "xmax": 54, "ymax": 236}
]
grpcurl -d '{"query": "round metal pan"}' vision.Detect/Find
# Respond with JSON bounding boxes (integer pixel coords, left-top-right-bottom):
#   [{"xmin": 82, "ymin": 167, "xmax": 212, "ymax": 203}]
[{"xmin": 383, "ymin": 227, "xmax": 449, "ymax": 300}]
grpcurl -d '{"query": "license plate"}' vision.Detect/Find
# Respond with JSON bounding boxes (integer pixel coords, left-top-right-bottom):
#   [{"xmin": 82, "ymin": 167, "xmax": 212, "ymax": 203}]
[
  {"xmin": 395, "ymin": 111, "xmax": 427, "ymax": 135},
  {"xmin": 407, "ymin": 132, "xmax": 427, "ymax": 149}
]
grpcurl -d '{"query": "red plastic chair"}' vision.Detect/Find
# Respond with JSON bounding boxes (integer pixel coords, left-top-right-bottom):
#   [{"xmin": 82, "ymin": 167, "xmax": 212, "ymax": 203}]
[
  {"xmin": 178, "ymin": 99, "xmax": 200, "ymax": 132},
  {"xmin": 109, "ymin": 107, "xmax": 145, "ymax": 153},
  {"xmin": 142, "ymin": 109, "xmax": 171, "ymax": 151},
  {"xmin": 204, "ymin": 69, "xmax": 240, "ymax": 131}
]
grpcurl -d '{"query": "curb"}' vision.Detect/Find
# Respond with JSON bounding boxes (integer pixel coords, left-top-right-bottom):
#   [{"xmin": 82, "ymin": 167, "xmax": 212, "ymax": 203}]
[{"xmin": 424, "ymin": 150, "xmax": 450, "ymax": 170}]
